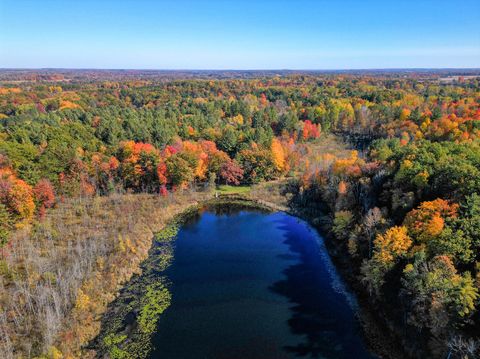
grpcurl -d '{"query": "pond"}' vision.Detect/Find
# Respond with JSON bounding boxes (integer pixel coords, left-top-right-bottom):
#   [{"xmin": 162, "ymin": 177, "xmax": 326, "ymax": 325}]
[{"xmin": 146, "ymin": 205, "xmax": 375, "ymax": 359}]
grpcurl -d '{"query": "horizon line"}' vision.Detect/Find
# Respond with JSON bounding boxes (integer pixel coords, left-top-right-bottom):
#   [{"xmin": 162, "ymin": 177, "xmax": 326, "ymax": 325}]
[{"xmin": 1, "ymin": 67, "xmax": 480, "ymax": 72}]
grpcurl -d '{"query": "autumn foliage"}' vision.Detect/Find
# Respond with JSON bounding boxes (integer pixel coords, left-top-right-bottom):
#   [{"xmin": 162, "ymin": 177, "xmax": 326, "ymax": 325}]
[
  {"xmin": 373, "ymin": 226, "xmax": 412, "ymax": 266},
  {"xmin": 404, "ymin": 199, "xmax": 458, "ymax": 242},
  {"xmin": 302, "ymin": 120, "xmax": 320, "ymax": 140},
  {"xmin": 1, "ymin": 71, "xmax": 480, "ymax": 358},
  {"xmin": 34, "ymin": 179, "xmax": 56, "ymax": 212},
  {"xmin": 0, "ymin": 164, "xmax": 35, "ymax": 223}
]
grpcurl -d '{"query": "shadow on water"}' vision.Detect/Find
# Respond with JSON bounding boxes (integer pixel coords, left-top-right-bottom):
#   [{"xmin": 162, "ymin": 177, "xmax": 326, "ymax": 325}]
[
  {"xmin": 200, "ymin": 201, "xmax": 271, "ymax": 216},
  {"xmin": 270, "ymin": 216, "xmax": 375, "ymax": 359}
]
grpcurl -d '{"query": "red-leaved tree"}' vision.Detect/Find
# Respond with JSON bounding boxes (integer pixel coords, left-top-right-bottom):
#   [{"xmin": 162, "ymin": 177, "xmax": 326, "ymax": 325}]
[
  {"xmin": 219, "ymin": 159, "xmax": 244, "ymax": 185},
  {"xmin": 33, "ymin": 179, "xmax": 55, "ymax": 217}
]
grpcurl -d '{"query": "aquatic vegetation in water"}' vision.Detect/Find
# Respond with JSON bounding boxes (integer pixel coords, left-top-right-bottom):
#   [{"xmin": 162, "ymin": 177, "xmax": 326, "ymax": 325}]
[
  {"xmin": 96, "ymin": 216, "xmax": 183, "ymax": 358},
  {"xmin": 154, "ymin": 223, "xmax": 179, "ymax": 242},
  {"xmin": 103, "ymin": 334, "xmax": 129, "ymax": 359},
  {"xmin": 138, "ymin": 282, "xmax": 172, "ymax": 334}
]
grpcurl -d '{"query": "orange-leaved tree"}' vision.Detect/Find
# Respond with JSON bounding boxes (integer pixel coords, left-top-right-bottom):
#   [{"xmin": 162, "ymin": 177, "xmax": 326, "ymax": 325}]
[
  {"xmin": 0, "ymin": 162, "xmax": 35, "ymax": 224},
  {"xmin": 404, "ymin": 198, "xmax": 458, "ymax": 242}
]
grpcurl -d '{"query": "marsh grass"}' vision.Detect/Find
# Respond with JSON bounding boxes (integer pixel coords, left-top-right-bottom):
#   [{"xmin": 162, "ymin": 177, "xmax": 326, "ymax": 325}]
[{"xmin": 0, "ymin": 190, "xmax": 210, "ymax": 358}]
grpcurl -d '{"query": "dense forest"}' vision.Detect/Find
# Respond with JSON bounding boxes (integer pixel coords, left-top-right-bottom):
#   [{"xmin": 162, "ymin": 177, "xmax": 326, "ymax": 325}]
[{"xmin": 0, "ymin": 71, "xmax": 479, "ymax": 358}]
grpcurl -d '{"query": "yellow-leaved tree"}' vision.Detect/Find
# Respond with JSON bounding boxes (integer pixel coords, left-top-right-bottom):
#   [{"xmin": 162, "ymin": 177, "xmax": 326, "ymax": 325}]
[
  {"xmin": 373, "ymin": 226, "xmax": 412, "ymax": 266},
  {"xmin": 271, "ymin": 138, "xmax": 286, "ymax": 172}
]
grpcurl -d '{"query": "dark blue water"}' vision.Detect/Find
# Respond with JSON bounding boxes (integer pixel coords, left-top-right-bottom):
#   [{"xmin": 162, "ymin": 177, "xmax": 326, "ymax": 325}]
[{"xmin": 149, "ymin": 206, "xmax": 375, "ymax": 359}]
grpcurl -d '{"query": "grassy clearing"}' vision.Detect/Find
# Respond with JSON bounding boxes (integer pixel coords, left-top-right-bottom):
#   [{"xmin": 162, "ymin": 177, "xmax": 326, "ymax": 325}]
[{"xmin": 216, "ymin": 184, "xmax": 251, "ymax": 194}]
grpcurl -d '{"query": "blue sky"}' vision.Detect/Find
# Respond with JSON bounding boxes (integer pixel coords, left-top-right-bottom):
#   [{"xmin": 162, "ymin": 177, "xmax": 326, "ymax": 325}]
[{"xmin": 1, "ymin": 0, "xmax": 479, "ymax": 69}]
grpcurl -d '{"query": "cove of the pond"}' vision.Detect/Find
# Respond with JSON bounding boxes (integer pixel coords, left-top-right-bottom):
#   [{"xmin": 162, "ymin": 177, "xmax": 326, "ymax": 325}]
[{"xmin": 149, "ymin": 204, "xmax": 376, "ymax": 359}]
